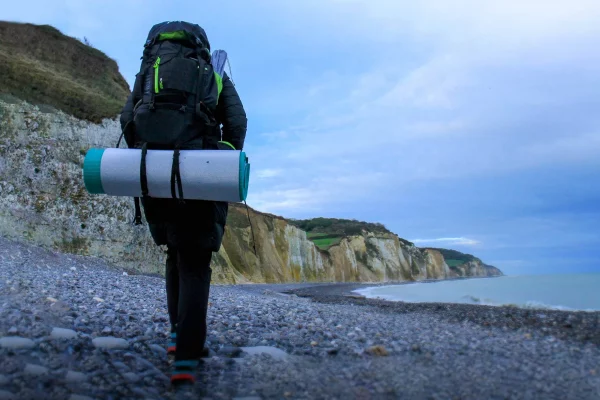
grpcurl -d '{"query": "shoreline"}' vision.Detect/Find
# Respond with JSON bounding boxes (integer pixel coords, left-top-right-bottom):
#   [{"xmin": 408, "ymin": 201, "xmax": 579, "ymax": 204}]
[
  {"xmin": 1, "ymin": 236, "xmax": 599, "ymax": 399},
  {"xmin": 275, "ymin": 282, "xmax": 600, "ymax": 346}
]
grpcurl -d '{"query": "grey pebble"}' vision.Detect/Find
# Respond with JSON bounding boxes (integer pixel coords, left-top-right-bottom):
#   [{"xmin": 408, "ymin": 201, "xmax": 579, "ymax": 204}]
[
  {"xmin": 0, "ymin": 375, "xmax": 8, "ymax": 386},
  {"xmin": 65, "ymin": 370, "xmax": 88, "ymax": 383},
  {"xmin": 7, "ymin": 327, "xmax": 17, "ymax": 335},
  {"xmin": 0, "ymin": 337, "xmax": 35, "ymax": 349},
  {"xmin": 0, "ymin": 390, "xmax": 16, "ymax": 400},
  {"xmin": 218, "ymin": 345, "xmax": 243, "ymax": 358},
  {"xmin": 111, "ymin": 361, "xmax": 128, "ymax": 371},
  {"xmin": 149, "ymin": 344, "xmax": 167, "ymax": 355},
  {"xmin": 51, "ymin": 327, "xmax": 77, "ymax": 339},
  {"xmin": 24, "ymin": 364, "xmax": 49, "ymax": 376},
  {"xmin": 91, "ymin": 337, "xmax": 128, "ymax": 349},
  {"xmin": 123, "ymin": 372, "xmax": 140, "ymax": 383},
  {"xmin": 135, "ymin": 357, "xmax": 156, "ymax": 370}
]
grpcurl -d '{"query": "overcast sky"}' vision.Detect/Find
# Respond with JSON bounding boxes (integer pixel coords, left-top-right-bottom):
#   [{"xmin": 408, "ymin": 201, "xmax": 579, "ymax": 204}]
[{"xmin": 5, "ymin": 0, "xmax": 600, "ymax": 275}]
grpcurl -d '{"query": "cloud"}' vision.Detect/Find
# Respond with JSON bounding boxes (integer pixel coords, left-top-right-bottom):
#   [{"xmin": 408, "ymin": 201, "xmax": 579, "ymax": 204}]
[
  {"xmin": 245, "ymin": 0, "xmax": 600, "ymax": 211},
  {"xmin": 248, "ymin": 188, "xmax": 322, "ymax": 213},
  {"xmin": 260, "ymin": 131, "xmax": 290, "ymax": 141},
  {"xmin": 411, "ymin": 237, "xmax": 481, "ymax": 246},
  {"xmin": 255, "ymin": 169, "xmax": 283, "ymax": 179}
]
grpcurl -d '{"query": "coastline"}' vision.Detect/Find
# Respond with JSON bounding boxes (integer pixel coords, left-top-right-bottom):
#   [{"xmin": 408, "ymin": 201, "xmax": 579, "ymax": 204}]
[
  {"xmin": 1, "ymin": 236, "xmax": 599, "ymax": 399},
  {"xmin": 275, "ymin": 281, "xmax": 600, "ymax": 346}
]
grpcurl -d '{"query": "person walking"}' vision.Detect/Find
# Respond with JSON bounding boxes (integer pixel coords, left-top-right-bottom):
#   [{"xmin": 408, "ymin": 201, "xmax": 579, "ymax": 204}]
[{"xmin": 119, "ymin": 20, "xmax": 247, "ymax": 388}]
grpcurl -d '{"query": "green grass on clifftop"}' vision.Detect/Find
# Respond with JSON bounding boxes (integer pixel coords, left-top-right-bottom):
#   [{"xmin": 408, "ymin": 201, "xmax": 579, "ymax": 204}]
[
  {"xmin": 425, "ymin": 248, "xmax": 479, "ymax": 265},
  {"xmin": 307, "ymin": 233, "xmax": 342, "ymax": 250},
  {"xmin": 289, "ymin": 217, "xmax": 392, "ymax": 236},
  {"xmin": 0, "ymin": 21, "xmax": 130, "ymax": 123},
  {"xmin": 289, "ymin": 217, "xmax": 392, "ymax": 250}
]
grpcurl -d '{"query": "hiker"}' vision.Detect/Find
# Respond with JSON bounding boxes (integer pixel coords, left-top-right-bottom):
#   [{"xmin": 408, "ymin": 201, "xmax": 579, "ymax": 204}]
[{"xmin": 119, "ymin": 21, "xmax": 247, "ymax": 387}]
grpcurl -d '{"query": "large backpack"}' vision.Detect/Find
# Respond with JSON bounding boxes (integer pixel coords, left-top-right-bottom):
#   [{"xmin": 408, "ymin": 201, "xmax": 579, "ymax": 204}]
[
  {"xmin": 130, "ymin": 21, "xmax": 222, "ymax": 150},
  {"xmin": 124, "ymin": 21, "xmax": 226, "ymax": 225}
]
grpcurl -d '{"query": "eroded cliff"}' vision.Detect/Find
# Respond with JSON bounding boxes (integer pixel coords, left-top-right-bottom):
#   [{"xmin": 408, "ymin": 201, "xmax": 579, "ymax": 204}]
[{"xmin": 0, "ymin": 98, "xmax": 502, "ymax": 283}]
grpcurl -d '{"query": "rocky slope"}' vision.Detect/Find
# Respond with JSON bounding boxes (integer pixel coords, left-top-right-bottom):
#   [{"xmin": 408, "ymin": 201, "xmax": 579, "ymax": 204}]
[{"xmin": 0, "ymin": 98, "xmax": 502, "ymax": 283}]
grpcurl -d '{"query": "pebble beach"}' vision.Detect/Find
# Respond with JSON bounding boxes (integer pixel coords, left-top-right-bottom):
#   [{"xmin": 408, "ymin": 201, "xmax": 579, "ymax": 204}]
[{"xmin": 0, "ymin": 236, "xmax": 598, "ymax": 400}]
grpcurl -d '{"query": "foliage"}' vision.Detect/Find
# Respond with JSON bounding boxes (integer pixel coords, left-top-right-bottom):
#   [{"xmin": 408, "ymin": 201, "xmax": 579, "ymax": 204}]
[
  {"xmin": 0, "ymin": 21, "xmax": 130, "ymax": 123},
  {"xmin": 426, "ymin": 248, "xmax": 479, "ymax": 266},
  {"xmin": 312, "ymin": 237, "xmax": 342, "ymax": 250},
  {"xmin": 288, "ymin": 217, "xmax": 392, "ymax": 237},
  {"xmin": 445, "ymin": 259, "xmax": 467, "ymax": 267}
]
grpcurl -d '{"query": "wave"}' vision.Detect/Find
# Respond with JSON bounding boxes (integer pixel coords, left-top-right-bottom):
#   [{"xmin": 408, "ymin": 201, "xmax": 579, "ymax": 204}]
[{"xmin": 355, "ymin": 289, "xmax": 598, "ymax": 312}]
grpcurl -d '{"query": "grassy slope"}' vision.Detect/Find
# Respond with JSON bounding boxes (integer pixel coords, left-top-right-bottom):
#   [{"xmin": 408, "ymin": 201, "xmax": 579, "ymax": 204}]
[
  {"xmin": 424, "ymin": 247, "xmax": 501, "ymax": 273},
  {"xmin": 289, "ymin": 217, "xmax": 403, "ymax": 251},
  {"xmin": 0, "ymin": 21, "xmax": 130, "ymax": 123},
  {"xmin": 424, "ymin": 248, "xmax": 479, "ymax": 267},
  {"xmin": 288, "ymin": 217, "xmax": 394, "ymax": 249}
]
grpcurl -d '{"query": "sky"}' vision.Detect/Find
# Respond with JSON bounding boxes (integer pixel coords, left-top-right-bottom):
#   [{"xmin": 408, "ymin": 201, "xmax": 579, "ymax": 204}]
[{"xmin": 5, "ymin": 0, "xmax": 600, "ymax": 275}]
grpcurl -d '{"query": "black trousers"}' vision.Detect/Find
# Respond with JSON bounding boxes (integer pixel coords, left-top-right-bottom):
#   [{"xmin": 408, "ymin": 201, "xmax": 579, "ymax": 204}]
[{"xmin": 165, "ymin": 244, "xmax": 213, "ymax": 361}]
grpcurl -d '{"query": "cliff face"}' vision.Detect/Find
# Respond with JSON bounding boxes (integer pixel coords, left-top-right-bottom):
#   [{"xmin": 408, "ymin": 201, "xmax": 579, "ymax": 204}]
[
  {"xmin": 0, "ymin": 99, "xmax": 502, "ymax": 283},
  {"xmin": 0, "ymin": 21, "xmax": 502, "ymax": 283}
]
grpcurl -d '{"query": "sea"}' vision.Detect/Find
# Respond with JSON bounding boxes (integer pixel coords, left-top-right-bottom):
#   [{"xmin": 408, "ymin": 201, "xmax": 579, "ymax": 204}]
[{"xmin": 354, "ymin": 273, "xmax": 600, "ymax": 312}]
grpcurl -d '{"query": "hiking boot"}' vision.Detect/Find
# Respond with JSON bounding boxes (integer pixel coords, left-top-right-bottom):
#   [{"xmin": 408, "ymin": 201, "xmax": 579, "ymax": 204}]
[
  {"xmin": 170, "ymin": 359, "xmax": 198, "ymax": 388},
  {"xmin": 167, "ymin": 332, "xmax": 211, "ymax": 360},
  {"xmin": 167, "ymin": 331, "xmax": 177, "ymax": 356}
]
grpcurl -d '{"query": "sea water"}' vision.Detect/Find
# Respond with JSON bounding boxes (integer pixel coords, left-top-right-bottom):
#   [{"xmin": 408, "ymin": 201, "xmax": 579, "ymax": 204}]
[{"xmin": 354, "ymin": 274, "xmax": 600, "ymax": 311}]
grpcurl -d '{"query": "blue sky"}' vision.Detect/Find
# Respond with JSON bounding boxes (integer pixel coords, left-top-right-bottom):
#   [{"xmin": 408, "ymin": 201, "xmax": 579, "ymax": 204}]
[{"xmin": 5, "ymin": 1, "xmax": 600, "ymax": 275}]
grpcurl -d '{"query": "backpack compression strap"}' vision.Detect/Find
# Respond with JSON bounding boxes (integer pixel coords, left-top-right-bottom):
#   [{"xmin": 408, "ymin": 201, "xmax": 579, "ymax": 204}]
[
  {"xmin": 170, "ymin": 149, "xmax": 185, "ymax": 203},
  {"xmin": 134, "ymin": 143, "xmax": 149, "ymax": 225}
]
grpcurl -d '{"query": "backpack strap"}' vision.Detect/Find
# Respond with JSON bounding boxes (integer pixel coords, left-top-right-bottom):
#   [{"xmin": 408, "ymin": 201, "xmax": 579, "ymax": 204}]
[
  {"xmin": 140, "ymin": 143, "xmax": 149, "ymax": 198},
  {"xmin": 170, "ymin": 149, "xmax": 185, "ymax": 203},
  {"xmin": 133, "ymin": 197, "xmax": 142, "ymax": 225},
  {"xmin": 133, "ymin": 143, "xmax": 150, "ymax": 226}
]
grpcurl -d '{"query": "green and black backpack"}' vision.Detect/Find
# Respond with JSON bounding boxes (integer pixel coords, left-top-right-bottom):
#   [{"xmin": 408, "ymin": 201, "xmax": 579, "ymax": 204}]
[
  {"xmin": 122, "ymin": 21, "xmax": 228, "ymax": 225},
  {"xmin": 129, "ymin": 21, "xmax": 222, "ymax": 150}
]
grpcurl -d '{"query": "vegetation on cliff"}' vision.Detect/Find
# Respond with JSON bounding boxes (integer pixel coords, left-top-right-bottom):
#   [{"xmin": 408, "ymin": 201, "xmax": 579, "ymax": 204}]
[
  {"xmin": 288, "ymin": 217, "xmax": 394, "ymax": 250},
  {"xmin": 288, "ymin": 217, "xmax": 392, "ymax": 236},
  {"xmin": 288, "ymin": 218, "xmax": 500, "ymax": 275},
  {"xmin": 425, "ymin": 247, "xmax": 502, "ymax": 275},
  {"xmin": 424, "ymin": 248, "xmax": 479, "ymax": 267},
  {"xmin": 0, "ymin": 21, "xmax": 130, "ymax": 123}
]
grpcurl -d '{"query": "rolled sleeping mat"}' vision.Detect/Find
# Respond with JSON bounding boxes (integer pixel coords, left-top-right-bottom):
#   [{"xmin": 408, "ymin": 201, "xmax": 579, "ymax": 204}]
[{"xmin": 83, "ymin": 148, "xmax": 250, "ymax": 202}]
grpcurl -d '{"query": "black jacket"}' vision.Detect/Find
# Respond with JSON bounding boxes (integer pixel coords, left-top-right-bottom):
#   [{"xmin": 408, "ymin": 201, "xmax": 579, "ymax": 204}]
[{"xmin": 119, "ymin": 61, "xmax": 247, "ymax": 252}]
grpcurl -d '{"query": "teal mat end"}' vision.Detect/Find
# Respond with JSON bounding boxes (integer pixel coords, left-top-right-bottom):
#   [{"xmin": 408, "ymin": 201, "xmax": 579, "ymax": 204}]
[
  {"xmin": 239, "ymin": 152, "xmax": 250, "ymax": 201},
  {"xmin": 83, "ymin": 148, "xmax": 105, "ymax": 194}
]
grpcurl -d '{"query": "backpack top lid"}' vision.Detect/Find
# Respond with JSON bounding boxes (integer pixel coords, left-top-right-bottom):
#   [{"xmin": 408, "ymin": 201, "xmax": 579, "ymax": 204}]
[{"xmin": 145, "ymin": 21, "xmax": 210, "ymax": 50}]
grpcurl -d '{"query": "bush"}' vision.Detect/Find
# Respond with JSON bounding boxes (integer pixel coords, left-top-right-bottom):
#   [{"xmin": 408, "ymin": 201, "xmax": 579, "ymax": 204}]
[
  {"xmin": 288, "ymin": 217, "xmax": 392, "ymax": 237},
  {"xmin": 425, "ymin": 248, "xmax": 479, "ymax": 265}
]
